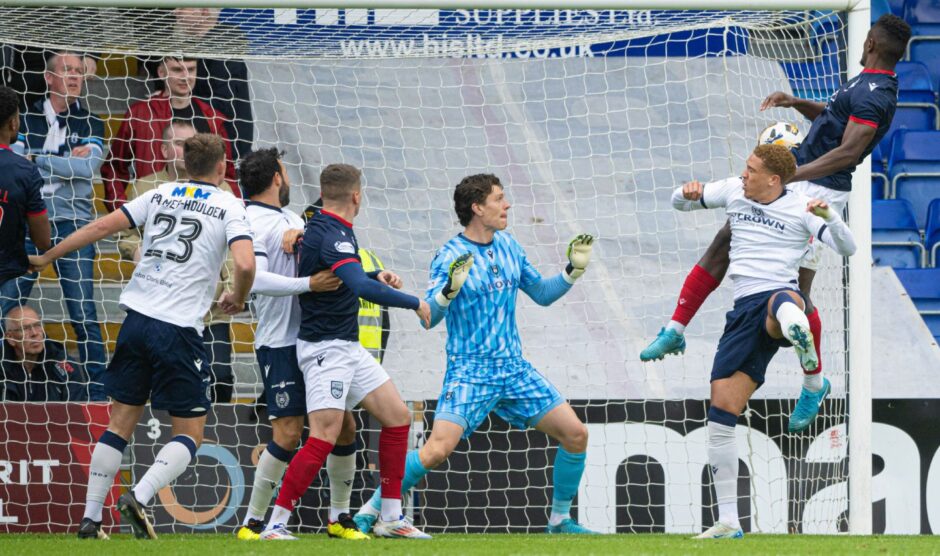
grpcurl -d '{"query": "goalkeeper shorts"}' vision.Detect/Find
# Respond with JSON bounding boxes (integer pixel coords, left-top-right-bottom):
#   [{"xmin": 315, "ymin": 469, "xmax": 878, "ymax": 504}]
[
  {"xmin": 710, "ymin": 288, "xmax": 802, "ymax": 388},
  {"xmin": 435, "ymin": 357, "xmax": 564, "ymax": 438}
]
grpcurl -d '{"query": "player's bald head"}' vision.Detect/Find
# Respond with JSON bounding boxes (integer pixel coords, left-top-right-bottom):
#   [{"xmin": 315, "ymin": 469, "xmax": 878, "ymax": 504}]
[{"xmin": 319, "ymin": 164, "xmax": 361, "ymax": 203}]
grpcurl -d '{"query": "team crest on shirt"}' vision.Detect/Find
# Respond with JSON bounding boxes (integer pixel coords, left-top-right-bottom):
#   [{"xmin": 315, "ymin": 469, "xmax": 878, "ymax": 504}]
[
  {"xmin": 334, "ymin": 241, "xmax": 355, "ymax": 254},
  {"xmin": 331, "ymin": 380, "xmax": 344, "ymax": 399},
  {"xmin": 276, "ymin": 391, "xmax": 290, "ymax": 408},
  {"xmin": 487, "ymin": 249, "xmax": 494, "ymax": 259},
  {"xmin": 751, "ymin": 206, "xmax": 764, "ymax": 217},
  {"xmin": 490, "ymin": 264, "xmax": 499, "ymax": 275}
]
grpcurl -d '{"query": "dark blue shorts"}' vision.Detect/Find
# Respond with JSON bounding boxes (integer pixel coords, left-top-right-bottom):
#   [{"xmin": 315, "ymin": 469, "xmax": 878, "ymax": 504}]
[
  {"xmin": 106, "ymin": 310, "xmax": 211, "ymax": 417},
  {"xmin": 257, "ymin": 345, "xmax": 306, "ymax": 419},
  {"xmin": 710, "ymin": 288, "xmax": 802, "ymax": 388}
]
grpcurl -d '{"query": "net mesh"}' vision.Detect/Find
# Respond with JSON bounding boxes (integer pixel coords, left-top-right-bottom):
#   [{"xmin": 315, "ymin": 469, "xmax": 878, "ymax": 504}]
[{"xmin": 0, "ymin": 7, "xmax": 851, "ymax": 535}]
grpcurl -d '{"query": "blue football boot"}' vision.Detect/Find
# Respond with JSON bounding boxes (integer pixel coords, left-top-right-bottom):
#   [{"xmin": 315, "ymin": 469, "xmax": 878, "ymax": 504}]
[
  {"xmin": 639, "ymin": 327, "xmax": 686, "ymax": 361},
  {"xmin": 788, "ymin": 377, "xmax": 831, "ymax": 433}
]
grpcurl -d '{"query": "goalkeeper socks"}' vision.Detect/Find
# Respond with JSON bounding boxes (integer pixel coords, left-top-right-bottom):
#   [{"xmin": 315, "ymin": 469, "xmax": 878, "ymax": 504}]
[
  {"xmin": 365, "ymin": 449, "xmax": 428, "ymax": 513},
  {"xmin": 805, "ymin": 307, "xmax": 824, "ymax": 377},
  {"xmin": 378, "ymin": 425, "xmax": 409, "ymax": 521},
  {"xmin": 83, "ymin": 430, "xmax": 127, "ymax": 522},
  {"xmin": 549, "ymin": 446, "xmax": 586, "ymax": 526},
  {"xmin": 134, "ymin": 434, "xmax": 197, "ymax": 506},
  {"xmin": 244, "ymin": 440, "xmax": 294, "ymax": 524},
  {"xmin": 273, "ymin": 436, "xmax": 333, "ymax": 515},
  {"xmin": 707, "ymin": 407, "xmax": 740, "ymax": 529},
  {"xmin": 671, "ymin": 264, "xmax": 720, "ymax": 327},
  {"xmin": 327, "ymin": 442, "xmax": 357, "ymax": 521}
]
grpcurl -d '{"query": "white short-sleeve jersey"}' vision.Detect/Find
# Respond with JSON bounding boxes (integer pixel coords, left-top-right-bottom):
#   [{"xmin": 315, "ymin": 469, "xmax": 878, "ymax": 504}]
[
  {"xmin": 674, "ymin": 177, "xmax": 832, "ymax": 299},
  {"xmin": 119, "ymin": 180, "xmax": 252, "ymax": 331},
  {"xmin": 247, "ymin": 201, "xmax": 305, "ymax": 348}
]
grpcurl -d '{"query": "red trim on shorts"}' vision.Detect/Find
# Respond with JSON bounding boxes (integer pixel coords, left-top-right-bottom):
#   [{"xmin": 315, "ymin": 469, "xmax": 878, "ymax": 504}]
[
  {"xmin": 849, "ymin": 115, "xmax": 878, "ymax": 129},
  {"xmin": 331, "ymin": 258, "xmax": 359, "ymax": 272}
]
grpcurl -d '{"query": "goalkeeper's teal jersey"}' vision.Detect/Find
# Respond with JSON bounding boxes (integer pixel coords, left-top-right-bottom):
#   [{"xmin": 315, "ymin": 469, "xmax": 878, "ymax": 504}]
[{"xmin": 427, "ymin": 231, "xmax": 550, "ymax": 360}]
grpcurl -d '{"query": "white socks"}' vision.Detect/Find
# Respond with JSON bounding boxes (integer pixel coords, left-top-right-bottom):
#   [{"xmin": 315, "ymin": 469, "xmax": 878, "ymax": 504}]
[
  {"xmin": 244, "ymin": 447, "xmax": 291, "ymax": 524},
  {"xmin": 707, "ymin": 421, "xmax": 740, "ymax": 529},
  {"xmin": 666, "ymin": 320, "xmax": 686, "ymax": 335},
  {"xmin": 133, "ymin": 435, "xmax": 196, "ymax": 506},
  {"xmin": 380, "ymin": 498, "xmax": 402, "ymax": 522},
  {"xmin": 83, "ymin": 433, "xmax": 126, "ymax": 522},
  {"xmin": 803, "ymin": 372, "xmax": 824, "ymax": 392},
  {"xmin": 267, "ymin": 504, "xmax": 291, "ymax": 529},
  {"xmin": 326, "ymin": 451, "xmax": 356, "ymax": 521},
  {"xmin": 548, "ymin": 512, "xmax": 569, "ymax": 526}
]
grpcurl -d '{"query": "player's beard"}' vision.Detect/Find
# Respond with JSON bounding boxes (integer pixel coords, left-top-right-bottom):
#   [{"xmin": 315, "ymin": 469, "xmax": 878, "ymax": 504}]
[{"xmin": 278, "ymin": 182, "xmax": 291, "ymax": 207}]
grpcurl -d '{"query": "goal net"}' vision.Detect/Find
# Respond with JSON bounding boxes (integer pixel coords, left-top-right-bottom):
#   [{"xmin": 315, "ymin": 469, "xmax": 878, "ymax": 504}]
[{"xmin": 0, "ymin": 6, "xmax": 855, "ymax": 535}]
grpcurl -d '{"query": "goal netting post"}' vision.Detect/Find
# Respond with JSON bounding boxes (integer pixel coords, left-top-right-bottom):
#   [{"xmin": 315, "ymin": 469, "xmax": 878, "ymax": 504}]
[{"xmin": 0, "ymin": 2, "xmax": 871, "ymax": 535}]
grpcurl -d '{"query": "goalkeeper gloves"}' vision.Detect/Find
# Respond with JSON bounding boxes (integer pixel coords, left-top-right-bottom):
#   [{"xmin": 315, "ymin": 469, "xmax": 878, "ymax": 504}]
[
  {"xmin": 563, "ymin": 234, "xmax": 594, "ymax": 284},
  {"xmin": 435, "ymin": 252, "xmax": 474, "ymax": 306}
]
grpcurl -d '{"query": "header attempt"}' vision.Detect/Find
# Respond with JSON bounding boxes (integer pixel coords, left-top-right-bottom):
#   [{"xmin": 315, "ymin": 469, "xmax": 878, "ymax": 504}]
[{"xmin": 3, "ymin": 0, "xmax": 865, "ymax": 11}]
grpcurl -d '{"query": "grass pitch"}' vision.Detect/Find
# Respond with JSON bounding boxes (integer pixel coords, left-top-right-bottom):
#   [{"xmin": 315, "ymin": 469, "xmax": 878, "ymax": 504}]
[{"xmin": 1, "ymin": 533, "xmax": 937, "ymax": 555}]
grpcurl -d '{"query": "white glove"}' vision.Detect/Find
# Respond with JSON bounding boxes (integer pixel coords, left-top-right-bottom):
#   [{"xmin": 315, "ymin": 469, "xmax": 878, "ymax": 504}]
[
  {"xmin": 563, "ymin": 234, "xmax": 594, "ymax": 284},
  {"xmin": 435, "ymin": 252, "xmax": 474, "ymax": 306}
]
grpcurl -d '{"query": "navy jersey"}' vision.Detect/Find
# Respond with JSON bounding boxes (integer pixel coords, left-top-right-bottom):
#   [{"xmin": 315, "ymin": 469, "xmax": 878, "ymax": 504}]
[
  {"xmin": 297, "ymin": 210, "xmax": 363, "ymax": 343},
  {"xmin": 0, "ymin": 146, "xmax": 46, "ymax": 283},
  {"xmin": 796, "ymin": 69, "xmax": 898, "ymax": 192}
]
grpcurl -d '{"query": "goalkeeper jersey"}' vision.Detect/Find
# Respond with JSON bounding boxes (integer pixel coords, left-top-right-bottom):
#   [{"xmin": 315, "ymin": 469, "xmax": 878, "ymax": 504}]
[{"xmin": 427, "ymin": 231, "xmax": 544, "ymax": 360}]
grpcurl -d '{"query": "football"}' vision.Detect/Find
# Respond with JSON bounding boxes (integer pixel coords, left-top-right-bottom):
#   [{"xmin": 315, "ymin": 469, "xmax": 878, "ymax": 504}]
[{"xmin": 759, "ymin": 121, "xmax": 804, "ymax": 149}]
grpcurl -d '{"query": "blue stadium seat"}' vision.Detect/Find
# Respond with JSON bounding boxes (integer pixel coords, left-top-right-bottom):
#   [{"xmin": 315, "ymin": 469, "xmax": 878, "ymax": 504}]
[
  {"xmin": 896, "ymin": 61, "xmax": 936, "ymax": 103},
  {"xmin": 782, "ymin": 61, "xmax": 840, "ymax": 102},
  {"xmin": 872, "ymin": 142, "xmax": 888, "ymax": 200},
  {"xmin": 881, "ymin": 104, "xmax": 938, "ymax": 152},
  {"xmin": 908, "ymin": 38, "xmax": 940, "ymax": 93},
  {"xmin": 889, "ymin": 130, "xmax": 940, "ymax": 226},
  {"xmin": 872, "ymin": 0, "xmax": 892, "ymax": 21},
  {"xmin": 887, "ymin": 0, "xmax": 904, "ymax": 17},
  {"xmin": 894, "ymin": 268, "xmax": 940, "ymax": 342},
  {"xmin": 906, "ymin": 3, "xmax": 940, "ymax": 91},
  {"xmin": 925, "ymin": 199, "xmax": 940, "ymax": 266},
  {"xmin": 872, "ymin": 199, "xmax": 925, "ymax": 268}
]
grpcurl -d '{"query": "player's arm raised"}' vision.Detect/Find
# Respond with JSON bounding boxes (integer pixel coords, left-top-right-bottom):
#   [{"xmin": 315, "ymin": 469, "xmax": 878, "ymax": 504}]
[
  {"xmin": 333, "ymin": 261, "xmax": 430, "ymax": 328},
  {"xmin": 424, "ymin": 252, "xmax": 474, "ymax": 329},
  {"xmin": 760, "ymin": 91, "xmax": 826, "ymax": 121},
  {"xmin": 518, "ymin": 235, "xmax": 593, "ymax": 306},
  {"xmin": 789, "ymin": 120, "xmax": 876, "ymax": 184},
  {"xmin": 29, "ymin": 208, "xmax": 131, "ymax": 272},
  {"xmin": 806, "ymin": 198, "xmax": 857, "ymax": 257},
  {"xmin": 671, "ymin": 178, "xmax": 736, "ymax": 212}
]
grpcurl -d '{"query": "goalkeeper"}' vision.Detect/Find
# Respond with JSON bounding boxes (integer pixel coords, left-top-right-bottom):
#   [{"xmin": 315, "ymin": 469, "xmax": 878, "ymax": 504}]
[{"xmin": 354, "ymin": 174, "xmax": 597, "ymax": 535}]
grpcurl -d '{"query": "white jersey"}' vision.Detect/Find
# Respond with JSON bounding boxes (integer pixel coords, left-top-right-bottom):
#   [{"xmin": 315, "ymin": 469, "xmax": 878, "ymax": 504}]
[
  {"xmin": 672, "ymin": 177, "xmax": 856, "ymax": 299},
  {"xmin": 247, "ymin": 201, "xmax": 306, "ymax": 349},
  {"xmin": 119, "ymin": 180, "xmax": 252, "ymax": 331}
]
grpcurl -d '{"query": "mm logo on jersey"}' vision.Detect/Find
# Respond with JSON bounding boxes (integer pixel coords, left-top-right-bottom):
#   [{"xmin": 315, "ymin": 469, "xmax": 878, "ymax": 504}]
[{"xmin": 171, "ymin": 186, "xmax": 212, "ymax": 200}]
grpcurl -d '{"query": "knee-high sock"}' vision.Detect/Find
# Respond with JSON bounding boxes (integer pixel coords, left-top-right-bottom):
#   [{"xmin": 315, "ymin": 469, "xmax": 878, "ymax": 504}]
[
  {"xmin": 84, "ymin": 430, "xmax": 127, "ymax": 522},
  {"xmin": 326, "ymin": 442, "xmax": 357, "ymax": 521},
  {"xmin": 364, "ymin": 449, "xmax": 428, "ymax": 514},
  {"xmin": 707, "ymin": 407, "xmax": 740, "ymax": 528},
  {"xmin": 550, "ymin": 446, "xmax": 587, "ymax": 525},
  {"xmin": 805, "ymin": 307, "xmax": 824, "ymax": 380},
  {"xmin": 378, "ymin": 425, "xmax": 409, "ymax": 521},
  {"xmin": 133, "ymin": 435, "xmax": 197, "ymax": 506},
  {"xmin": 271, "ymin": 436, "xmax": 333, "ymax": 520},
  {"xmin": 669, "ymin": 265, "xmax": 720, "ymax": 329},
  {"xmin": 244, "ymin": 440, "xmax": 294, "ymax": 524}
]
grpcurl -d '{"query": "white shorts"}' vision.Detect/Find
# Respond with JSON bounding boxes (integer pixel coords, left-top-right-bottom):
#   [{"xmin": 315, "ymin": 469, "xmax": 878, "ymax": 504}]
[
  {"xmin": 790, "ymin": 181, "xmax": 850, "ymax": 272},
  {"xmin": 297, "ymin": 338, "xmax": 390, "ymax": 412}
]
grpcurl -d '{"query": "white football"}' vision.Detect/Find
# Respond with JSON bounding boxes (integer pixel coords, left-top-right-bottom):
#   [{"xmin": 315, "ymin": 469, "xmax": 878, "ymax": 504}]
[{"xmin": 758, "ymin": 121, "xmax": 804, "ymax": 149}]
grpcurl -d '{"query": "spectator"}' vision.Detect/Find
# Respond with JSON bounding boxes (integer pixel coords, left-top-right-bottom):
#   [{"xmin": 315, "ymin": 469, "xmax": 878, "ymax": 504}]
[
  {"xmin": 2, "ymin": 51, "xmax": 107, "ymax": 401},
  {"xmin": 173, "ymin": 8, "xmax": 254, "ymax": 162},
  {"xmin": 1, "ymin": 305, "xmax": 90, "ymax": 402},
  {"xmin": 115, "ymin": 118, "xmax": 236, "ymax": 402},
  {"xmin": 102, "ymin": 55, "xmax": 238, "ymax": 212},
  {"xmin": 0, "ymin": 84, "xmax": 50, "ymax": 289}
]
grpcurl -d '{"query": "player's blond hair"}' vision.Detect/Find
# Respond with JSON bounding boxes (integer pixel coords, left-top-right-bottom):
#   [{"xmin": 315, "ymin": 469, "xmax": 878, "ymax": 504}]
[{"xmin": 753, "ymin": 143, "xmax": 796, "ymax": 184}]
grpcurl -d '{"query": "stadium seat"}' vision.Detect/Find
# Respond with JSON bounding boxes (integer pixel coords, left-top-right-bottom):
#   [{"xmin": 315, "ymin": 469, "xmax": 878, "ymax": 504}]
[
  {"xmin": 872, "ymin": 0, "xmax": 892, "ymax": 21},
  {"xmin": 872, "ymin": 199, "xmax": 925, "ymax": 268},
  {"xmin": 881, "ymin": 104, "xmax": 938, "ymax": 153},
  {"xmin": 896, "ymin": 61, "xmax": 936, "ymax": 104},
  {"xmin": 894, "ymin": 268, "xmax": 940, "ymax": 343},
  {"xmin": 906, "ymin": 0, "xmax": 940, "ymax": 92},
  {"xmin": 925, "ymin": 199, "xmax": 940, "ymax": 266},
  {"xmin": 889, "ymin": 130, "xmax": 940, "ymax": 227},
  {"xmin": 782, "ymin": 61, "xmax": 840, "ymax": 102},
  {"xmin": 907, "ymin": 38, "xmax": 940, "ymax": 93},
  {"xmin": 887, "ymin": 0, "xmax": 905, "ymax": 17},
  {"xmin": 873, "ymin": 142, "xmax": 888, "ymax": 200},
  {"xmin": 907, "ymin": 1, "xmax": 940, "ymax": 36}
]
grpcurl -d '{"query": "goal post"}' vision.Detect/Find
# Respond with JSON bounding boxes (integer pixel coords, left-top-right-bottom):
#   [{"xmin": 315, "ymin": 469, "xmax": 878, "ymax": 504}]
[{"xmin": 0, "ymin": 0, "xmax": 873, "ymax": 535}]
